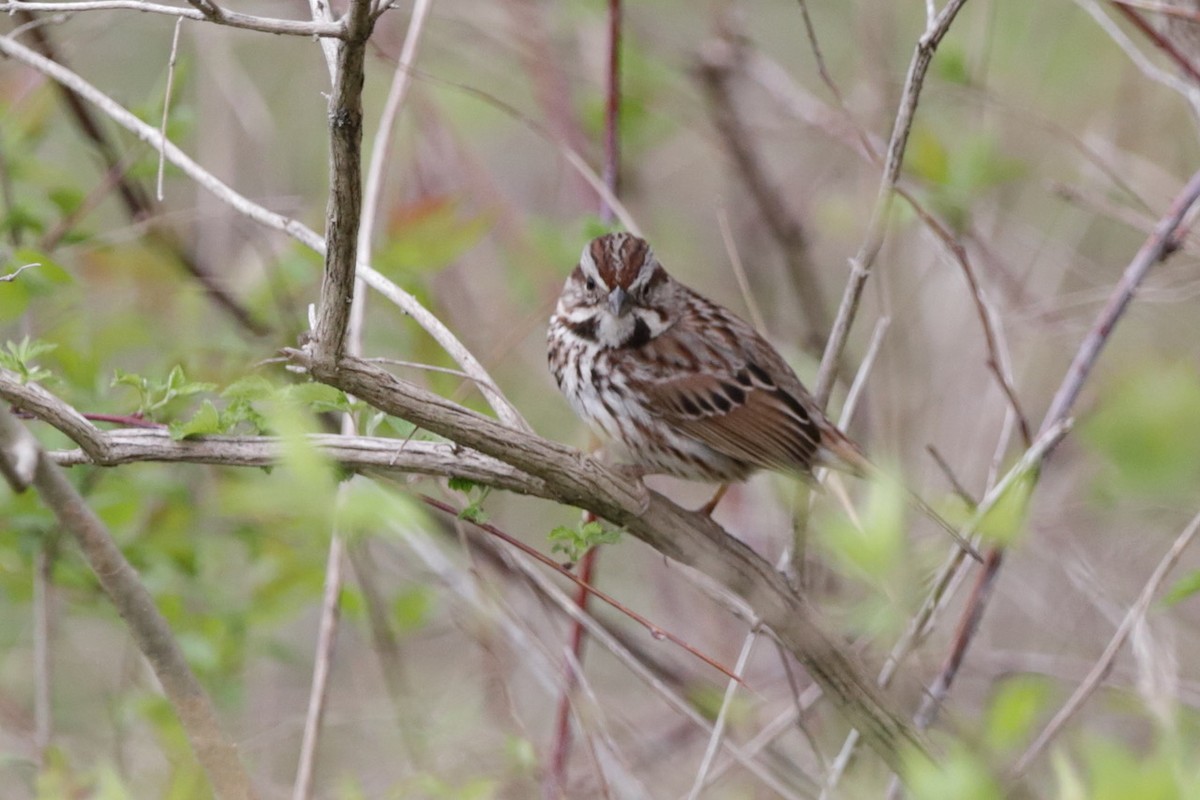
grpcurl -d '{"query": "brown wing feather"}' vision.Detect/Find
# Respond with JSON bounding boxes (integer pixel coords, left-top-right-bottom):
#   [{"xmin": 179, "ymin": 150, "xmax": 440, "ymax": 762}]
[
  {"xmin": 629, "ymin": 306, "xmax": 825, "ymax": 475},
  {"xmin": 661, "ymin": 374, "xmax": 820, "ymax": 474}
]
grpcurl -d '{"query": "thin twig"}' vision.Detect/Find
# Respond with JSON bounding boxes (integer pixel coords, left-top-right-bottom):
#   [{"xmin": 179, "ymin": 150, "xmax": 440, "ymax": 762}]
[
  {"xmin": 814, "ymin": 0, "xmax": 972, "ymax": 407},
  {"xmin": 0, "ymin": 263, "xmax": 39, "ymax": 282},
  {"xmin": 545, "ymin": 535, "xmax": 601, "ymax": 798},
  {"xmin": 697, "ymin": 30, "xmax": 828, "ymax": 343},
  {"xmin": 717, "ymin": 208, "xmax": 768, "ymax": 334},
  {"xmin": 156, "ymin": 17, "xmax": 183, "ymax": 201},
  {"xmin": 1011, "ymin": 509, "xmax": 1200, "ymax": 776},
  {"xmin": 1077, "ymin": 0, "xmax": 1196, "ymax": 96},
  {"xmin": 0, "ymin": 0, "xmax": 345, "ymax": 36},
  {"xmin": 448, "ymin": 510, "xmax": 812, "ymax": 800},
  {"xmin": 1109, "ymin": 0, "xmax": 1200, "ymax": 83},
  {"xmin": 900, "ymin": 189, "xmax": 1032, "ymax": 446},
  {"xmin": 292, "ymin": 533, "xmax": 346, "ymax": 800},
  {"xmin": 32, "ymin": 542, "xmax": 54, "ymax": 765},
  {"xmin": 419, "ymin": 496, "xmax": 742, "ymax": 684},
  {"xmin": 685, "ymin": 633, "xmax": 758, "ymax": 800},
  {"xmin": 357, "ymin": 0, "xmax": 434, "ymax": 259}
]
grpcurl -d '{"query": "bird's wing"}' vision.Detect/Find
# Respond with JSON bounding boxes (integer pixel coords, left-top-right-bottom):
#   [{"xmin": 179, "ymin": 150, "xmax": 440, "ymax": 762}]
[{"xmin": 629, "ymin": 330, "xmax": 824, "ymax": 475}]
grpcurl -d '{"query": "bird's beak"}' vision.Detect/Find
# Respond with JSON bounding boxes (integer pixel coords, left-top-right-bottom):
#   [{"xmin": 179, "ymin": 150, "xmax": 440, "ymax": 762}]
[{"xmin": 608, "ymin": 287, "xmax": 631, "ymax": 317}]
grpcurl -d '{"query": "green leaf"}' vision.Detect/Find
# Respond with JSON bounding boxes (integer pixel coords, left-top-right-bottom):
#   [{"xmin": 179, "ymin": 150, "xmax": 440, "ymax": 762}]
[
  {"xmin": 221, "ymin": 375, "xmax": 276, "ymax": 402},
  {"xmin": 458, "ymin": 503, "xmax": 488, "ymax": 524},
  {"xmin": 1053, "ymin": 752, "xmax": 1088, "ymax": 800},
  {"xmin": 908, "ymin": 127, "xmax": 950, "ymax": 185},
  {"xmin": 169, "ymin": 400, "xmax": 225, "ymax": 440},
  {"xmin": 548, "ymin": 519, "xmax": 620, "ymax": 563},
  {"xmin": 905, "ymin": 742, "xmax": 1002, "ymax": 800},
  {"xmin": 818, "ymin": 475, "xmax": 906, "ymax": 579},
  {"xmin": 0, "ymin": 336, "xmax": 57, "ymax": 383},
  {"xmin": 1083, "ymin": 364, "xmax": 1200, "ymax": 498},
  {"xmin": 1161, "ymin": 570, "xmax": 1200, "ymax": 607},
  {"xmin": 976, "ymin": 471, "xmax": 1033, "ymax": 546},
  {"xmin": 936, "ymin": 45, "xmax": 971, "ymax": 86},
  {"xmin": 984, "ymin": 675, "xmax": 1051, "ymax": 752},
  {"xmin": 448, "ymin": 476, "xmax": 479, "ymax": 494},
  {"xmin": 392, "ymin": 586, "xmax": 433, "ymax": 632}
]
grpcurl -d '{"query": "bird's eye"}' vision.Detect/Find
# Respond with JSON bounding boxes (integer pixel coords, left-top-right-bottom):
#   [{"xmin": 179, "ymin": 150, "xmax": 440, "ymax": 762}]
[{"xmin": 585, "ymin": 277, "xmax": 596, "ymax": 292}]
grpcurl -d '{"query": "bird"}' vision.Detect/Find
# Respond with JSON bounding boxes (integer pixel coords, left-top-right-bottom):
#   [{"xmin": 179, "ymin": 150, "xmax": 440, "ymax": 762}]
[
  {"xmin": 547, "ymin": 232, "xmax": 872, "ymax": 505},
  {"xmin": 546, "ymin": 232, "xmax": 979, "ymax": 559}
]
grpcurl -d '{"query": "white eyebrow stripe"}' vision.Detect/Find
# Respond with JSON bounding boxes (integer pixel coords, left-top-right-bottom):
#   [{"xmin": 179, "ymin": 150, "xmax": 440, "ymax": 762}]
[{"xmin": 579, "ymin": 242, "xmax": 604, "ymax": 287}]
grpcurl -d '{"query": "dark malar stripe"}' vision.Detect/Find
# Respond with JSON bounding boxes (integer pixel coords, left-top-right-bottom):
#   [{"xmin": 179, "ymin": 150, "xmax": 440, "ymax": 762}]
[
  {"xmin": 567, "ymin": 316, "xmax": 599, "ymax": 341},
  {"xmin": 621, "ymin": 317, "xmax": 652, "ymax": 349}
]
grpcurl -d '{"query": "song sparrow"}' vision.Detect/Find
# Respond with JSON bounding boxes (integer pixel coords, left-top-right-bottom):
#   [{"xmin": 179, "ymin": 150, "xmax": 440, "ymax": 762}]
[{"xmin": 547, "ymin": 232, "xmax": 870, "ymax": 487}]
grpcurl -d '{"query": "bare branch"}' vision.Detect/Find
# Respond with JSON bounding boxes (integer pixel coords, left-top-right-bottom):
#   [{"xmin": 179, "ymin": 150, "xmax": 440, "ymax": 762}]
[
  {"xmin": 814, "ymin": 0, "xmax": 971, "ymax": 406},
  {"xmin": 0, "ymin": 262, "xmax": 39, "ymax": 282},
  {"xmin": 311, "ymin": 0, "xmax": 374, "ymax": 362},
  {"xmin": 0, "ymin": 0, "xmax": 346, "ymax": 36},
  {"xmin": 288, "ymin": 350, "xmax": 928, "ymax": 773},
  {"xmin": 292, "ymin": 534, "xmax": 346, "ymax": 800}
]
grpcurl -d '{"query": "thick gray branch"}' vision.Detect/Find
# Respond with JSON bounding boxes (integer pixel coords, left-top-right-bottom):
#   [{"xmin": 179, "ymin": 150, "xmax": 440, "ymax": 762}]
[
  {"xmin": 311, "ymin": 0, "xmax": 374, "ymax": 361},
  {"xmin": 290, "ymin": 350, "xmax": 928, "ymax": 773}
]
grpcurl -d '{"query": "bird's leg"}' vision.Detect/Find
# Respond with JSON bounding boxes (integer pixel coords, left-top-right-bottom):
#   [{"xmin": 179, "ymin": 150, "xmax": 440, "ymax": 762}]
[{"xmin": 699, "ymin": 484, "xmax": 730, "ymax": 516}]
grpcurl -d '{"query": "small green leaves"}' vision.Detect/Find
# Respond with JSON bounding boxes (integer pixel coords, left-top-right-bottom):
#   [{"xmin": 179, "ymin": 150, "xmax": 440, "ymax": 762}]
[
  {"xmin": 1161, "ymin": 570, "xmax": 1200, "ymax": 607},
  {"xmin": 169, "ymin": 400, "xmax": 223, "ymax": 440},
  {"xmin": 448, "ymin": 476, "xmax": 478, "ymax": 494},
  {"xmin": 451, "ymin": 478, "xmax": 492, "ymax": 524},
  {"xmin": 164, "ymin": 375, "xmax": 359, "ymax": 439},
  {"xmin": 113, "ymin": 365, "xmax": 215, "ymax": 419},
  {"xmin": 548, "ymin": 519, "xmax": 620, "ymax": 564},
  {"xmin": 0, "ymin": 336, "xmax": 57, "ymax": 384}
]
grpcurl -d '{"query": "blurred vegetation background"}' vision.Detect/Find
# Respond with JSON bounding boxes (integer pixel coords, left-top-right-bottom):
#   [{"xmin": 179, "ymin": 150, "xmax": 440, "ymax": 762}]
[{"xmin": 3, "ymin": 0, "xmax": 1200, "ymax": 797}]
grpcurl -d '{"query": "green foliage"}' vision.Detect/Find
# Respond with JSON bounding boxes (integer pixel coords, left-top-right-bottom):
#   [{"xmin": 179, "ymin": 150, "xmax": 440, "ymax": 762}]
[
  {"xmin": 392, "ymin": 585, "xmax": 434, "ymax": 633},
  {"xmin": 376, "ymin": 197, "xmax": 490, "ymax": 277},
  {"xmin": 113, "ymin": 365, "xmax": 215, "ymax": 420},
  {"xmin": 817, "ymin": 476, "xmax": 906, "ymax": 580},
  {"xmin": 976, "ymin": 470, "xmax": 1034, "ymax": 546},
  {"xmin": 165, "ymin": 375, "xmax": 359, "ymax": 439},
  {"xmin": 548, "ymin": 518, "xmax": 620, "ymax": 564},
  {"xmin": 397, "ymin": 774, "xmax": 497, "ymax": 800},
  {"xmin": 1083, "ymin": 363, "xmax": 1200, "ymax": 498},
  {"xmin": 0, "ymin": 335, "xmax": 57, "ymax": 383},
  {"xmin": 904, "ymin": 743, "xmax": 1002, "ymax": 800},
  {"xmin": 907, "ymin": 128, "xmax": 1024, "ymax": 230},
  {"xmin": 0, "ymin": 251, "xmax": 72, "ymax": 318},
  {"xmin": 451, "ymin": 478, "xmax": 493, "ymax": 524},
  {"xmin": 1161, "ymin": 569, "xmax": 1200, "ymax": 607},
  {"xmin": 983, "ymin": 676, "xmax": 1052, "ymax": 753}
]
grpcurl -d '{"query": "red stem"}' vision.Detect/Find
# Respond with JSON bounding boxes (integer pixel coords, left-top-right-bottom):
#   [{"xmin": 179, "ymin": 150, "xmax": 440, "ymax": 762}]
[{"xmin": 546, "ymin": 537, "xmax": 599, "ymax": 796}]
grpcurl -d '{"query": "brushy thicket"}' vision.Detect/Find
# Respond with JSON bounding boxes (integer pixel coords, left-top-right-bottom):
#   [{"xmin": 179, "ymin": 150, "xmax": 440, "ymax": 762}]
[{"xmin": 3, "ymin": 1, "xmax": 1200, "ymax": 798}]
